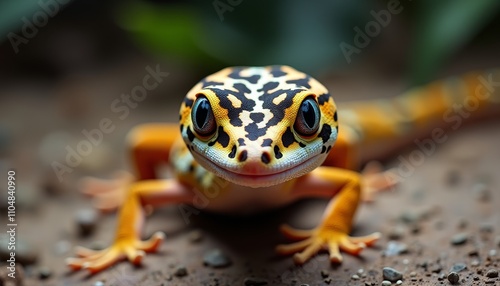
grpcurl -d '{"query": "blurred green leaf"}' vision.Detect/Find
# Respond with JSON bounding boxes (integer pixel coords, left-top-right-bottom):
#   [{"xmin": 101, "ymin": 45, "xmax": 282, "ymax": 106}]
[{"xmin": 410, "ymin": 0, "xmax": 500, "ymax": 85}]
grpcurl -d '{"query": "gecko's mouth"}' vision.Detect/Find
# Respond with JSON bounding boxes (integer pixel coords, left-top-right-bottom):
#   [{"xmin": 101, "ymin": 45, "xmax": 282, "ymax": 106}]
[{"xmin": 190, "ymin": 151, "xmax": 322, "ymax": 188}]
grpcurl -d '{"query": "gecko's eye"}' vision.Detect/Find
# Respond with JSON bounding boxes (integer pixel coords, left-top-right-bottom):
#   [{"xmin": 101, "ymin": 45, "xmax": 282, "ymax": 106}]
[
  {"xmin": 294, "ymin": 97, "xmax": 320, "ymax": 137},
  {"xmin": 192, "ymin": 96, "xmax": 216, "ymax": 136}
]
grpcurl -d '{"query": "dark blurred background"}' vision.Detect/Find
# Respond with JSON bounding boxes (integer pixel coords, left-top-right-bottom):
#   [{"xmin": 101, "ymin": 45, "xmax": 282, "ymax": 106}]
[{"xmin": 0, "ymin": 0, "xmax": 500, "ymax": 284}]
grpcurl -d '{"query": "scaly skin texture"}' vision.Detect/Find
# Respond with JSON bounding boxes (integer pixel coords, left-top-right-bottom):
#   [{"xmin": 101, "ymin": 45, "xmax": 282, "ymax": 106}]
[{"xmin": 67, "ymin": 65, "xmax": 500, "ymax": 273}]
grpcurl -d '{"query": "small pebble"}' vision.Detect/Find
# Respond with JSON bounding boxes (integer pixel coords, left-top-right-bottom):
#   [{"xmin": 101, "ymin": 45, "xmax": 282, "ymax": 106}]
[
  {"xmin": 320, "ymin": 269, "xmax": 329, "ymax": 278},
  {"xmin": 173, "ymin": 265, "xmax": 187, "ymax": 277},
  {"xmin": 384, "ymin": 241, "xmax": 408, "ymax": 256},
  {"xmin": 38, "ymin": 267, "xmax": 52, "ymax": 280},
  {"xmin": 396, "ymin": 280, "xmax": 402, "ymax": 285},
  {"xmin": 450, "ymin": 263, "xmax": 467, "ymax": 273},
  {"xmin": 400, "ymin": 211, "xmax": 420, "ymax": 224},
  {"xmin": 94, "ymin": 282, "xmax": 105, "ymax": 286},
  {"xmin": 381, "ymin": 281, "xmax": 392, "ymax": 286},
  {"xmin": 473, "ymin": 183, "xmax": 491, "ymax": 201},
  {"xmin": 450, "ymin": 233, "xmax": 468, "ymax": 245},
  {"xmin": 479, "ymin": 222, "xmax": 494, "ymax": 233},
  {"xmin": 203, "ymin": 249, "xmax": 232, "ymax": 268},
  {"xmin": 485, "ymin": 269, "xmax": 498, "ymax": 278},
  {"xmin": 188, "ymin": 229, "xmax": 203, "ymax": 243},
  {"xmin": 430, "ymin": 264, "xmax": 443, "ymax": 273},
  {"xmin": 243, "ymin": 277, "xmax": 268, "ymax": 285},
  {"xmin": 387, "ymin": 225, "xmax": 405, "ymax": 240},
  {"xmin": 447, "ymin": 272, "xmax": 459, "ymax": 284},
  {"xmin": 75, "ymin": 208, "xmax": 98, "ymax": 237},
  {"xmin": 471, "ymin": 259, "xmax": 480, "ymax": 267},
  {"xmin": 382, "ymin": 267, "xmax": 403, "ymax": 282},
  {"xmin": 488, "ymin": 249, "xmax": 497, "ymax": 257},
  {"xmin": 351, "ymin": 274, "xmax": 360, "ymax": 280},
  {"xmin": 468, "ymin": 248, "xmax": 479, "ymax": 256}
]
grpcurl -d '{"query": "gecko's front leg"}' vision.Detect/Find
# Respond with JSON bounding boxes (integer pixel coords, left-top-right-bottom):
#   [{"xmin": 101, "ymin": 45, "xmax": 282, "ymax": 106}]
[
  {"xmin": 276, "ymin": 167, "xmax": 380, "ymax": 264},
  {"xmin": 67, "ymin": 180, "xmax": 194, "ymax": 274}
]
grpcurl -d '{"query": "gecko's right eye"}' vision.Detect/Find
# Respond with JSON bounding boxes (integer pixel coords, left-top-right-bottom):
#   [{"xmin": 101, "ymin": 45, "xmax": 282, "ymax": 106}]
[{"xmin": 191, "ymin": 96, "xmax": 216, "ymax": 137}]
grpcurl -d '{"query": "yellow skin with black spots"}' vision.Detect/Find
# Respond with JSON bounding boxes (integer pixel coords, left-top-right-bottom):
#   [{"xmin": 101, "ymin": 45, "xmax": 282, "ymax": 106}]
[{"xmin": 67, "ymin": 65, "xmax": 500, "ymax": 274}]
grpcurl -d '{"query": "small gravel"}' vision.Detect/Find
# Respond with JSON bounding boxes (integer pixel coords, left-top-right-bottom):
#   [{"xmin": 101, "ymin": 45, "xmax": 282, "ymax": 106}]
[
  {"xmin": 450, "ymin": 233, "xmax": 468, "ymax": 245},
  {"xmin": 173, "ymin": 265, "xmax": 188, "ymax": 277},
  {"xmin": 75, "ymin": 208, "xmax": 98, "ymax": 237},
  {"xmin": 320, "ymin": 269, "xmax": 329, "ymax": 278},
  {"xmin": 243, "ymin": 277, "xmax": 268, "ymax": 285},
  {"xmin": 447, "ymin": 272, "xmax": 459, "ymax": 284},
  {"xmin": 351, "ymin": 274, "xmax": 360, "ymax": 280},
  {"xmin": 203, "ymin": 249, "xmax": 232, "ymax": 268},
  {"xmin": 38, "ymin": 266, "xmax": 52, "ymax": 280},
  {"xmin": 382, "ymin": 267, "xmax": 403, "ymax": 282},
  {"xmin": 384, "ymin": 241, "xmax": 408, "ymax": 256},
  {"xmin": 187, "ymin": 229, "xmax": 203, "ymax": 243},
  {"xmin": 450, "ymin": 263, "xmax": 467, "ymax": 273},
  {"xmin": 381, "ymin": 281, "xmax": 392, "ymax": 286},
  {"xmin": 485, "ymin": 269, "xmax": 498, "ymax": 278}
]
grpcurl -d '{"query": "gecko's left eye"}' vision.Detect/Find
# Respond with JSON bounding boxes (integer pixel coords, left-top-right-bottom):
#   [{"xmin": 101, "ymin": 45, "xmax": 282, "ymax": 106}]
[
  {"xmin": 294, "ymin": 97, "xmax": 320, "ymax": 137},
  {"xmin": 192, "ymin": 96, "xmax": 216, "ymax": 136}
]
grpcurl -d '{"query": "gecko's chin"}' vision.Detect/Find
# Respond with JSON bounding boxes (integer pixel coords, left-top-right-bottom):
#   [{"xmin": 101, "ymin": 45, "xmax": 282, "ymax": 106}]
[{"xmin": 190, "ymin": 151, "xmax": 324, "ymax": 188}]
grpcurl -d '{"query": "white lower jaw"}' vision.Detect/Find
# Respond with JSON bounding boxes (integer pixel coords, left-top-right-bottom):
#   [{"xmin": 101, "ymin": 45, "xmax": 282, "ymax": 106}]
[{"xmin": 191, "ymin": 151, "xmax": 323, "ymax": 188}]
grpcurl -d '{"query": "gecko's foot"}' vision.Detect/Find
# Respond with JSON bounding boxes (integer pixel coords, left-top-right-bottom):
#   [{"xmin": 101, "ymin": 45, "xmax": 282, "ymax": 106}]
[
  {"xmin": 276, "ymin": 224, "xmax": 380, "ymax": 264},
  {"xmin": 361, "ymin": 161, "xmax": 398, "ymax": 202},
  {"xmin": 79, "ymin": 170, "xmax": 135, "ymax": 212},
  {"xmin": 66, "ymin": 231, "xmax": 165, "ymax": 274}
]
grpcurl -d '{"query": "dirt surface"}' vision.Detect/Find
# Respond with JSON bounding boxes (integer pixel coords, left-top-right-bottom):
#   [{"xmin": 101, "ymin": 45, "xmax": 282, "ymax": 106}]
[{"xmin": 1, "ymin": 63, "xmax": 499, "ymax": 286}]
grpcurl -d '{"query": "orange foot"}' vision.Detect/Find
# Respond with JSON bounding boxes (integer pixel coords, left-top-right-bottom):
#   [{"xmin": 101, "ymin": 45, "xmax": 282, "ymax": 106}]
[
  {"xmin": 66, "ymin": 232, "xmax": 164, "ymax": 274},
  {"xmin": 361, "ymin": 161, "xmax": 398, "ymax": 202},
  {"xmin": 79, "ymin": 170, "xmax": 135, "ymax": 212},
  {"xmin": 276, "ymin": 224, "xmax": 380, "ymax": 264}
]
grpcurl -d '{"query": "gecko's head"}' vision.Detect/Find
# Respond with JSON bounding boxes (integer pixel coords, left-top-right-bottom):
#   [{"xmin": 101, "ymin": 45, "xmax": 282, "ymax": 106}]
[{"xmin": 179, "ymin": 65, "xmax": 338, "ymax": 188}]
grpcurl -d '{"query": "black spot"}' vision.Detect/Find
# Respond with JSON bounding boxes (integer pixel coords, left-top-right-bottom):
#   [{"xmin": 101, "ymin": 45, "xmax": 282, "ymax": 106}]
[
  {"xmin": 274, "ymin": 146, "xmax": 283, "ymax": 159},
  {"xmin": 326, "ymin": 146, "xmax": 331, "ymax": 153},
  {"xmin": 318, "ymin": 124, "xmax": 332, "ymax": 143},
  {"xmin": 261, "ymin": 139, "xmax": 272, "ymax": 147},
  {"xmin": 336, "ymin": 126, "xmax": 339, "ymax": 133},
  {"xmin": 183, "ymin": 97, "xmax": 194, "ymax": 108},
  {"xmin": 189, "ymin": 164, "xmax": 195, "ymax": 172},
  {"xmin": 261, "ymin": 152, "xmax": 271, "ymax": 164},
  {"xmin": 260, "ymin": 81, "xmax": 279, "ymax": 92},
  {"xmin": 186, "ymin": 128, "xmax": 195, "ymax": 142},
  {"xmin": 245, "ymin": 122, "xmax": 267, "ymax": 141},
  {"xmin": 286, "ymin": 76, "xmax": 311, "ymax": 89},
  {"xmin": 321, "ymin": 146, "xmax": 326, "ymax": 154},
  {"xmin": 238, "ymin": 138, "xmax": 246, "ymax": 146},
  {"xmin": 299, "ymin": 142, "xmax": 305, "ymax": 148},
  {"xmin": 281, "ymin": 127, "xmax": 296, "ymax": 148},
  {"xmin": 238, "ymin": 150, "xmax": 248, "ymax": 162},
  {"xmin": 318, "ymin": 93, "xmax": 330, "ymax": 105},
  {"xmin": 201, "ymin": 79, "xmax": 224, "ymax": 88},
  {"xmin": 180, "ymin": 124, "xmax": 184, "ymax": 133},
  {"xmin": 333, "ymin": 111, "xmax": 338, "ymax": 121},
  {"xmin": 250, "ymin": 112, "xmax": 265, "ymax": 123},
  {"xmin": 270, "ymin": 66, "xmax": 287, "ymax": 77},
  {"xmin": 228, "ymin": 68, "xmax": 261, "ymax": 83},
  {"xmin": 228, "ymin": 145, "xmax": 236, "ymax": 159},
  {"xmin": 209, "ymin": 126, "xmax": 230, "ymax": 147}
]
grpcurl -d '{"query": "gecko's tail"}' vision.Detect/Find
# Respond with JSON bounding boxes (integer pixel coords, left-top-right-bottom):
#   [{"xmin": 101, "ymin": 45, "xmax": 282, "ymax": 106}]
[{"xmin": 339, "ymin": 68, "xmax": 500, "ymax": 161}]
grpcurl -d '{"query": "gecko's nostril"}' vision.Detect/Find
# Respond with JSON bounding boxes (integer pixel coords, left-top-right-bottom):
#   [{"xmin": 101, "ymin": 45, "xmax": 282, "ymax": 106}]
[
  {"xmin": 261, "ymin": 152, "xmax": 271, "ymax": 164},
  {"xmin": 238, "ymin": 150, "xmax": 248, "ymax": 162}
]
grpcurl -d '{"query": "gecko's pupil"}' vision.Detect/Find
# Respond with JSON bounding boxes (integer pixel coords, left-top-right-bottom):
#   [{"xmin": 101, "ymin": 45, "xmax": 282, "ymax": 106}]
[
  {"xmin": 196, "ymin": 99, "xmax": 209, "ymax": 128},
  {"xmin": 294, "ymin": 97, "xmax": 320, "ymax": 137},
  {"xmin": 192, "ymin": 96, "xmax": 216, "ymax": 136},
  {"xmin": 302, "ymin": 101, "xmax": 316, "ymax": 128}
]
